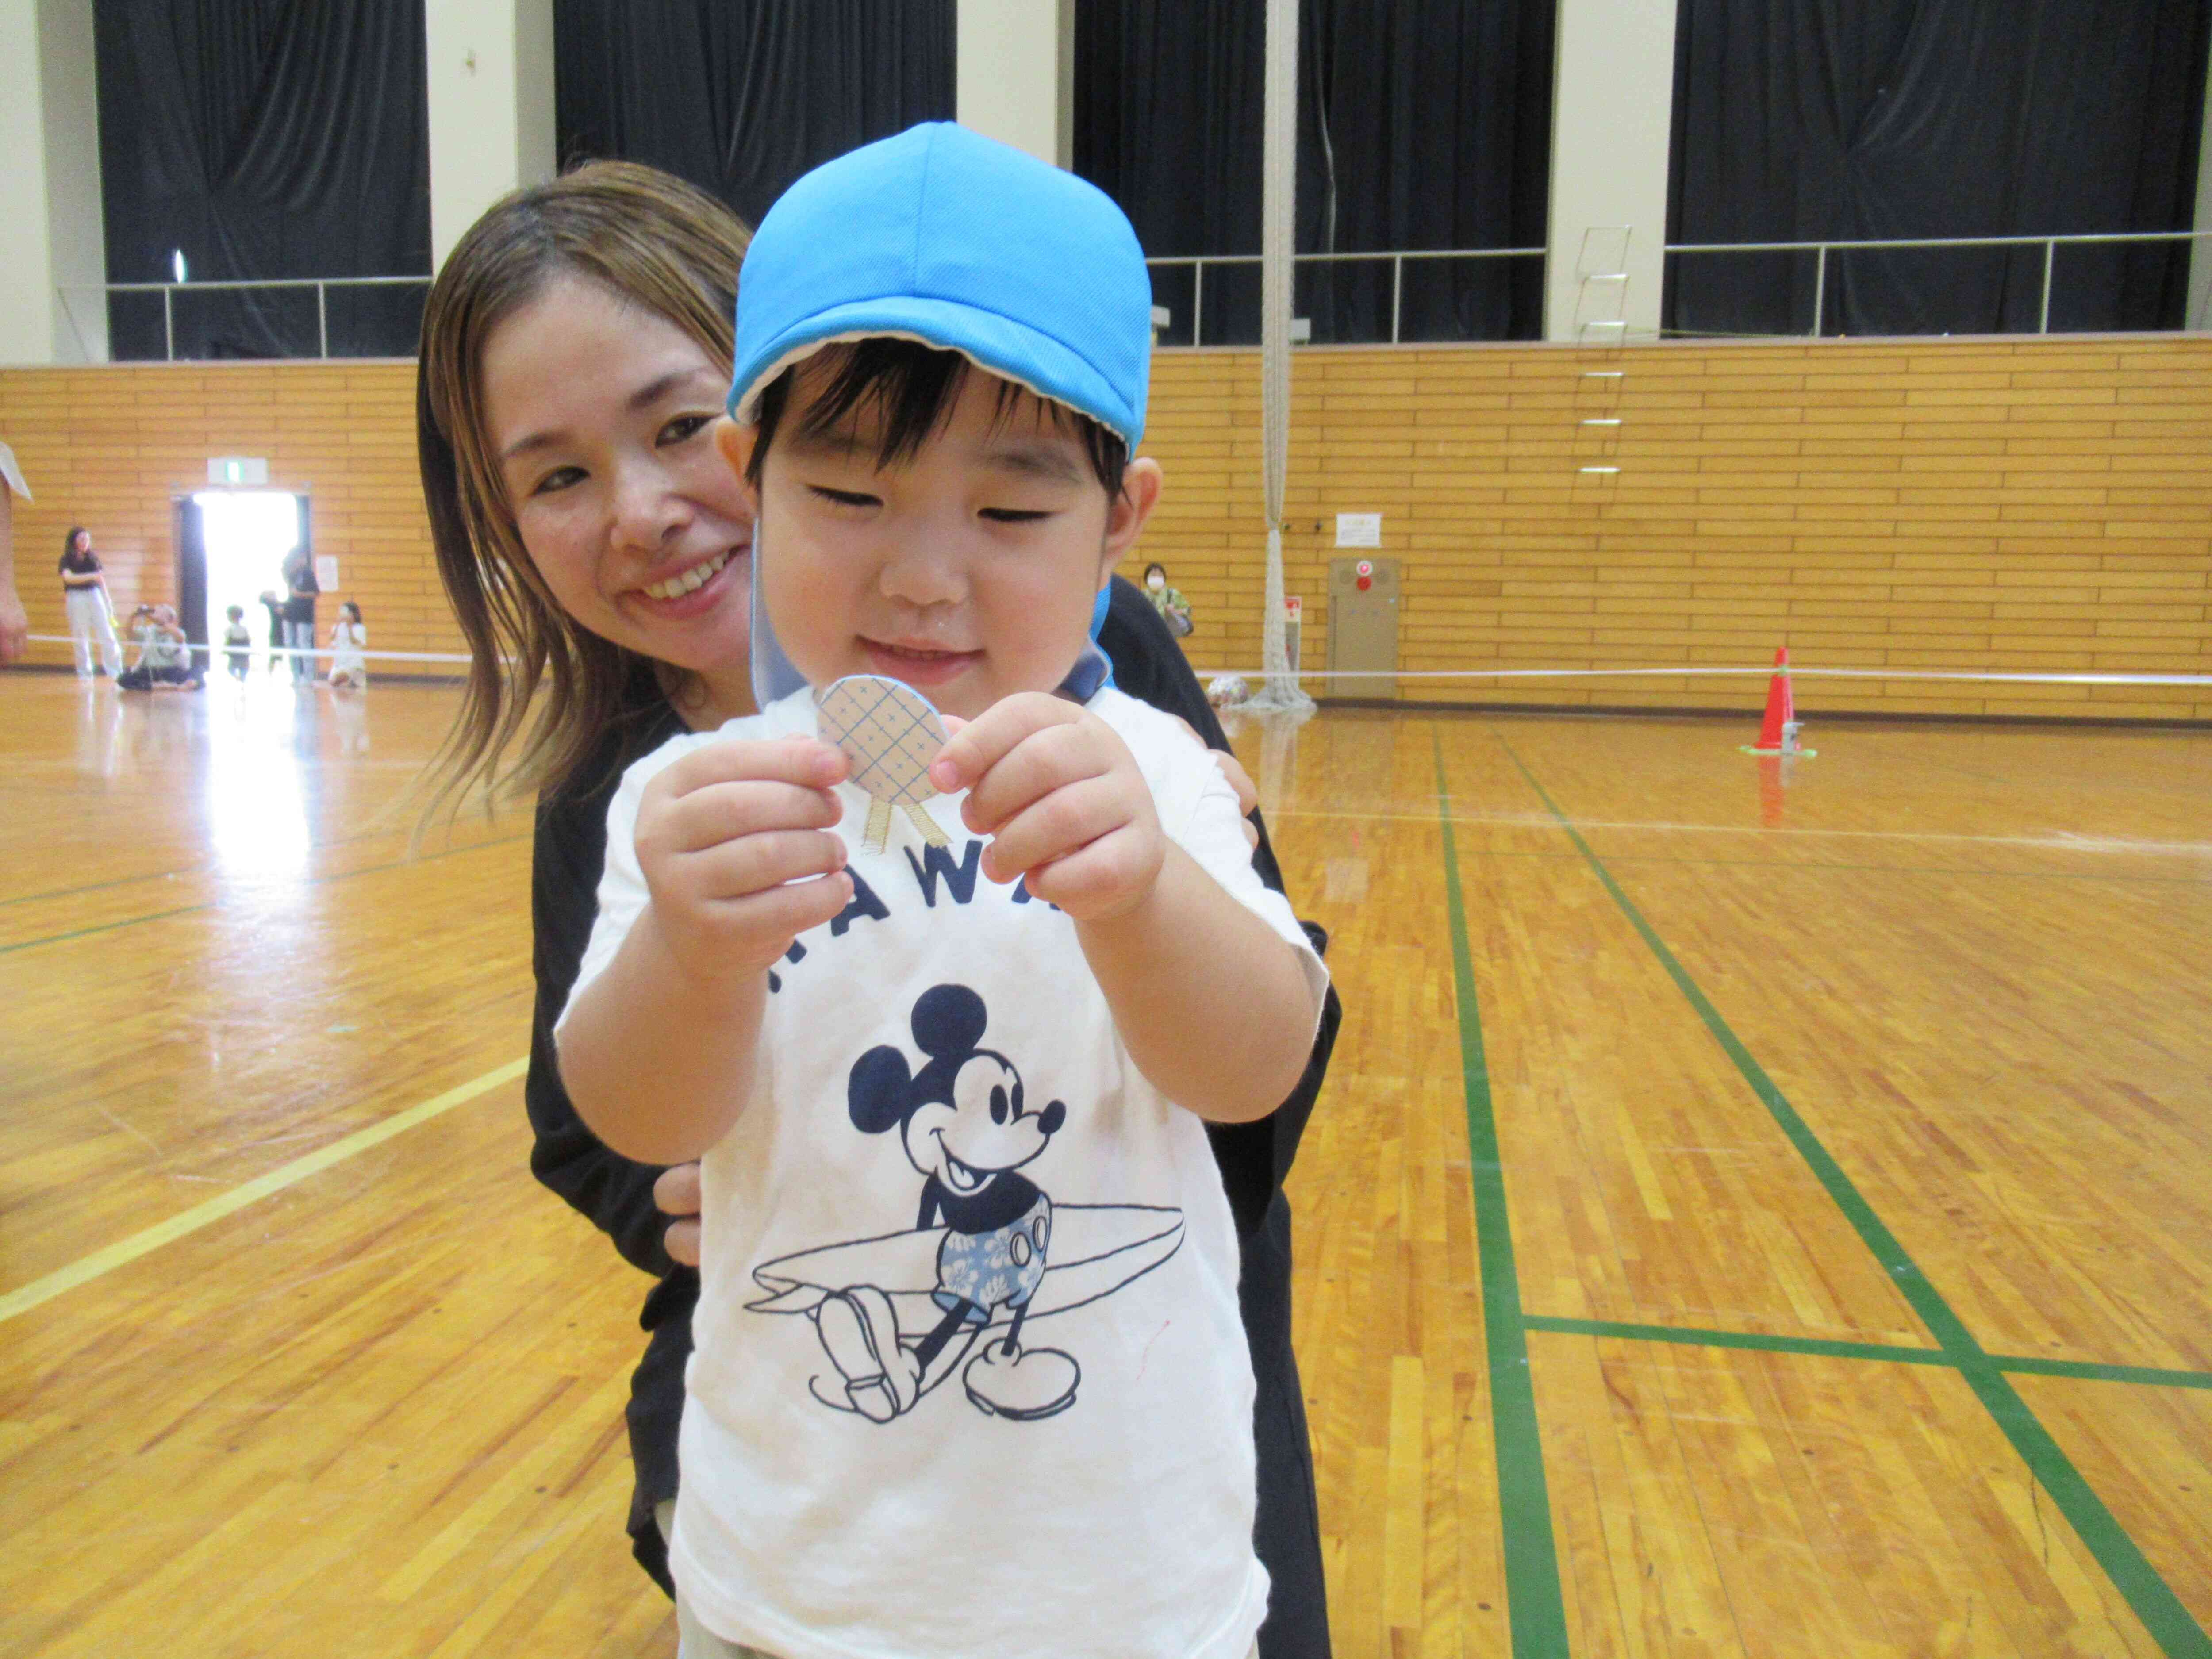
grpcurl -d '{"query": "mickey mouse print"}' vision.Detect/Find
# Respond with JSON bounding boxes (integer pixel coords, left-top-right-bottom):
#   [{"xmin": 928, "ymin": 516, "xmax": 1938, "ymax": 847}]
[{"xmin": 746, "ymin": 984, "xmax": 1185, "ymax": 1423}]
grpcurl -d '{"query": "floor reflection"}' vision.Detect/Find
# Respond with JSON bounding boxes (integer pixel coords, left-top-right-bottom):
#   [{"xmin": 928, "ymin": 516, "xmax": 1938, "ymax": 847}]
[{"xmin": 204, "ymin": 680, "xmax": 315, "ymax": 879}]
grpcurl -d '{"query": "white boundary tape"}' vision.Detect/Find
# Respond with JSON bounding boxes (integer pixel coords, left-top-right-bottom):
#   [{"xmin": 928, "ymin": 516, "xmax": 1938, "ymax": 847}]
[
  {"xmin": 21, "ymin": 635, "xmax": 2210, "ymax": 687},
  {"xmin": 24, "ymin": 633, "xmax": 475, "ymax": 664},
  {"xmin": 1199, "ymin": 665, "xmax": 2212, "ymax": 687}
]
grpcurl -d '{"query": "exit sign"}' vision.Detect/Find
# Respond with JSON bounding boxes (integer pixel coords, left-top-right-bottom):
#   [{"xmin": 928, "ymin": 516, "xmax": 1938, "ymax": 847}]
[{"xmin": 207, "ymin": 457, "xmax": 269, "ymax": 485}]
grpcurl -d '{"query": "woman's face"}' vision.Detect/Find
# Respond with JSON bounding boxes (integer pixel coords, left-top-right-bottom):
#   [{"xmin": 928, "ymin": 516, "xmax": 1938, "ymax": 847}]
[
  {"xmin": 481, "ymin": 275, "xmax": 753, "ymax": 716},
  {"xmin": 73, "ymin": 531, "xmax": 90, "ymax": 554}
]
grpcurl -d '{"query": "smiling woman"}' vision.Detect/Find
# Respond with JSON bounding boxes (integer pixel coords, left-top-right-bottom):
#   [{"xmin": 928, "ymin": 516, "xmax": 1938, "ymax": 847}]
[
  {"xmin": 412, "ymin": 159, "xmax": 1340, "ymax": 1656},
  {"xmin": 415, "ymin": 163, "xmax": 756, "ymax": 823}
]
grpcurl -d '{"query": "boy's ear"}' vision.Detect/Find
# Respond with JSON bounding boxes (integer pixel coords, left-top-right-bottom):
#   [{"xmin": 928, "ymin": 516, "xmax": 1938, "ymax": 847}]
[
  {"xmin": 714, "ymin": 418, "xmax": 762, "ymax": 513},
  {"xmin": 1098, "ymin": 456, "xmax": 1164, "ymax": 584}
]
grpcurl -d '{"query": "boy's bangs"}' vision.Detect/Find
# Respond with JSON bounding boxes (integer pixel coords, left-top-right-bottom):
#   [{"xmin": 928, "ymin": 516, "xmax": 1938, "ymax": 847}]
[{"xmin": 750, "ymin": 338, "xmax": 1128, "ymax": 493}]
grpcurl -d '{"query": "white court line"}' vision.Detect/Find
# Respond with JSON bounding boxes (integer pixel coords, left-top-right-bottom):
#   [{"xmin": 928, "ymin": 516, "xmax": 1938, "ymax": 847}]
[
  {"xmin": 0, "ymin": 1058, "xmax": 526, "ymax": 1326},
  {"xmin": 25, "ymin": 633, "xmax": 476, "ymax": 664},
  {"xmin": 1201, "ymin": 664, "xmax": 2212, "ymax": 686},
  {"xmin": 1267, "ymin": 806, "xmax": 2212, "ymax": 856}
]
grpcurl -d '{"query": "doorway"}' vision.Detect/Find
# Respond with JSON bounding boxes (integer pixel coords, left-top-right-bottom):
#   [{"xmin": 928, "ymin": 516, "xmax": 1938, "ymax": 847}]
[{"xmin": 175, "ymin": 490, "xmax": 311, "ymax": 670}]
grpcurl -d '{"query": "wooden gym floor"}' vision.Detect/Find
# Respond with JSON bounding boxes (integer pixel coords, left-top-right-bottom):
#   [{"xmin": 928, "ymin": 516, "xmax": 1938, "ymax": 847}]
[{"xmin": 1, "ymin": 671, "xmax": 2207, "ymax": 1658}]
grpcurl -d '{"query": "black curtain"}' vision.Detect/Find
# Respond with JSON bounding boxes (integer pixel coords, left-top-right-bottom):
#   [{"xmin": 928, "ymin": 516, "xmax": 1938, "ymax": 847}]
[
  {"xmin": 1074, "ymin": 0, "xmax": 1554, "ymax": 345},
  {"xmin": 95, "ymin": 0, "xmax": 431, "ymax": 361},
  {"xmin": 554, "ymin": 1, "xmax": 954, "ymax": 234},
  {"xmin": 1667, "ymin": 0, "xmax": 2212, "ymax": 336}
]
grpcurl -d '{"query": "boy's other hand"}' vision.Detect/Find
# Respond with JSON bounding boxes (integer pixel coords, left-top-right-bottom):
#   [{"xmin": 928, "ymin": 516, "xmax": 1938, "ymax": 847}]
[
  {"xmin": 655, "ymin": 1162, "xmax": 703, "ymax": 1267},
  {"xmin": 635, "ymin": 735, "xmax": 851, "ymax": 984},
  {"xmin": 931, "ymin": 694, "xmax": 1164, "ymax": 921},
  {"xmin": 1166, "ymin": 716, "xmax": 1260, "ymax": 849}
]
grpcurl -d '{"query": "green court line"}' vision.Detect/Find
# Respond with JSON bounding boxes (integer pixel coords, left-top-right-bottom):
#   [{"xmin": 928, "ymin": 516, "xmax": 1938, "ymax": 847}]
[
  {"xmin": 1523, "ymin": 1314, "xmax": 2212, "ymax": 1391},
  {"xmin": 1433, "ymin": 731, "xmax": 1571, "ymax": 1657},
  {"xmin": 0, "ymin": 903, "xmax": 215, "ymax": 955},
  {"xmin": 1993, "ymin": 1354, "xmax": 2212, "ymax": 1390},
  {"xmin": 1498, "ymin": 736, "xmax": 2212, "ymax": 1658},
  {"xmin": 1524, "ymin": 1314, "xmax": 1951, "ymax": 1368},
  {"xmin": 0, "ymin": 868, "xmax": 198, "ymax": 910}
]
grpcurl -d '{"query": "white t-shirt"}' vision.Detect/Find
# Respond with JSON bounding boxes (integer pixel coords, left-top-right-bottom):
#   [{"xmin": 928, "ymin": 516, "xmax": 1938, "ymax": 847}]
[{"xmin": 563, "ymin": 685, "xmax": 1327, "ymax": 1659}]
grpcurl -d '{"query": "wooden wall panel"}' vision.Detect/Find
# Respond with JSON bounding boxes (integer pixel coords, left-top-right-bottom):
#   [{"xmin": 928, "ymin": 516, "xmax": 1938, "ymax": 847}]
[
  {"xmin": 5, "ymin": 339, "xmax": 2208, "ymax": 717},
  {"xmin": 0, "ymin": 359, "xmax": 453, "ymax": 671},
  {"xmin": 1119, "ymin": 337, "xmax": 2212, "ymax": 720}
]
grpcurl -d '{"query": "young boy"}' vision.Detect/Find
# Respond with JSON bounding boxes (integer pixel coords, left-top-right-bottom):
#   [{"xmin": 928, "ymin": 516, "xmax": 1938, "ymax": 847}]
[
  {"xmin": 556, "ymin": 123, "xmax": 1327, "ymax": 1659},
  {"xmin": 222, "ymin": 604, "xmax": 252, "ymax": 680}
]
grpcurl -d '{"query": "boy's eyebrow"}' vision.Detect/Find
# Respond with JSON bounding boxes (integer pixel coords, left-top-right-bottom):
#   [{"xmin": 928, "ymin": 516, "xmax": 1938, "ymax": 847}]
[
  {"xmin": 779, "ymin": 425, "xmax": 870, "ymax": 459},
  {"xmin": 976, "ymin": 441, "xmax": 1085, "ymax": 484}
]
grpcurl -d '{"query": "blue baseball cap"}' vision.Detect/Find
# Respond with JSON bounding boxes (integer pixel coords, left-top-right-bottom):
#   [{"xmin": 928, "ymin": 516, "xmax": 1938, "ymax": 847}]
[{"xmin": 729, "ymin": 122, "xmax": 1152, "ymax": 446}]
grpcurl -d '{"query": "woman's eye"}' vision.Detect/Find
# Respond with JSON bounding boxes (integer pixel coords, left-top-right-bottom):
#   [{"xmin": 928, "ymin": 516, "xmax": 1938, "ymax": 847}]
[
  {"xmin": 531, "ymin": 466, "xmax": 586, "ymax": 496},
  {"xmin": 980, "ymin": 508, "xmax": 1051, "ymax": 524},
  {"xmin": 659, "ymin": 413, "xmax": 712, "ymax": 446}
]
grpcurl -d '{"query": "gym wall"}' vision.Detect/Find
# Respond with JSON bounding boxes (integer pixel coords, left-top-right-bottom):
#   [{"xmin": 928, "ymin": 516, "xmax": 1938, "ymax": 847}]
[{"xmin": 4, "ymin": 337, "xmax": 2208, "ymax": 718}]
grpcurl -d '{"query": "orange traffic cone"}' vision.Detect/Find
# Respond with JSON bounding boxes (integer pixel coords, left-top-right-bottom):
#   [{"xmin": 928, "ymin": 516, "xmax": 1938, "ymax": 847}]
[{"xmin": 1741, "ymin": 648, "xmax": 1815, "ymax": 757}]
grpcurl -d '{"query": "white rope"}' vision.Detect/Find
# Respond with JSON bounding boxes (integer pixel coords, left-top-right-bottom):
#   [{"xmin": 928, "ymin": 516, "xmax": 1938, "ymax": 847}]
[
  {"xmin": 1198, "ymin": 664, "xmax": 2212, "ymax": 687},
  {"xmin": 24, "ymin": 633, "xmax": 2202, "ymax": 690},
  {"xmin": 1243, "ymin": 0, "xmax": 1314, "ymax": 718},
  {"xmin": 24, "ymin": 634, "xmax": 476, "ymax": 664}
]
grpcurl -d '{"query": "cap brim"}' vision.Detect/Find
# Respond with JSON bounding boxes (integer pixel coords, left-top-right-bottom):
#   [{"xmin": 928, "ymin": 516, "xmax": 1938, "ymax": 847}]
[{"xmin": 729, "ymin": 296, "xmax": 1141, "ymax": 446}]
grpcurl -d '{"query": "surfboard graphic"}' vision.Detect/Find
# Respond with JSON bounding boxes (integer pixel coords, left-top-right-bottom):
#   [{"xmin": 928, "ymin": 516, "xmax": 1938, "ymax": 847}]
[{"xmin": 748, "ymin": 1202, "xmax": 1184, "ymax": 1333}]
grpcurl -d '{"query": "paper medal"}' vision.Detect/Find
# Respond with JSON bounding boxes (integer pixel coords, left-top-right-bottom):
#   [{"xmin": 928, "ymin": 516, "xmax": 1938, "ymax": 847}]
[{"xmin": 818, "ymin": 675, "xmax": 952, "ymax": 853}]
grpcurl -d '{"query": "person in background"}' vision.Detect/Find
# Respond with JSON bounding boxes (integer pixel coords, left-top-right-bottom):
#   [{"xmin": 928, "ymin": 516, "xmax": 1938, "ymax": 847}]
[
  {"xmin": 281, "ymin": 547, "xmax": 319, "ymax": 682},
  {"xmin": 326, "ymin": 600, "xmax": 368, "ymax": 688},
  {"xmin": 58, "ymin": 527, "xmax": 125, "ymax": 678},
  {"xmin": 1144, "ymin": 560, "xmax": 1194, "ymax": 637},
  {"xmin": 223, "ymin": 604, "xmax": 253, "ymax": 681},
  {"xmin": 118, "ymin": 603, "xmax": 204, "ymax": 691},
  {"xmin": 257, "ymin": 589, "xmax": 287, "ymax": 675},
  {"xmin": 0, "ymin": 440, "xmax": 30, "ymax": 663}
]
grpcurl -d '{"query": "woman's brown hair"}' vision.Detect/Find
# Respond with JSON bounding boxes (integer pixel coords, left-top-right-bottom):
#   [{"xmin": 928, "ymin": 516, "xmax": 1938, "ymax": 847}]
[{"xmin": 416, "ymin": 161, "xmax": 750, "ymax": 830}]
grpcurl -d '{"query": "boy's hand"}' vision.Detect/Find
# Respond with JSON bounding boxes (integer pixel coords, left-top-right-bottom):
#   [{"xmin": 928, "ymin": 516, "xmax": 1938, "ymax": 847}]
[
  {"xmin": 931, "ymin": 694, "xmax": 1164, "ymax": 922},
  {"xmin": 634, "ymin": 736, "xmax": 851, "ymax": 983}
]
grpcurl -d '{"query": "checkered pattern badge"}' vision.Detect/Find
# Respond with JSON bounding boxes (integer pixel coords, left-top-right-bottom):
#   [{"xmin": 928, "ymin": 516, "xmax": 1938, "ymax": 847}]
[{"xmin": 817, "ymin": 675, "xmax": 953, "ymax": 853}]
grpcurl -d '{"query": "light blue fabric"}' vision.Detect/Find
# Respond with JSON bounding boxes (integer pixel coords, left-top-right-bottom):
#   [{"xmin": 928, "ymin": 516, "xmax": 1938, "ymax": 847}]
[{"xmin": 728, "ymin": 123, "xmax": 1152, "ymax": 446}]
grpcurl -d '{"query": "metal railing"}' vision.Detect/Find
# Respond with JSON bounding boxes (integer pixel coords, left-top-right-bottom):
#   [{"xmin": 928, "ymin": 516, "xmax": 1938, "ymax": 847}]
[
  {"xmin": 67, "ymin": 275, "xmax": 432, "ymax": 361},
  {"xmin": 1144, "ymin": 248, "xmax": 1546, "ymax": 346},
  {"xmin": 1663, "ymin": 229, "xmax": 2212, "ymax": 337}
]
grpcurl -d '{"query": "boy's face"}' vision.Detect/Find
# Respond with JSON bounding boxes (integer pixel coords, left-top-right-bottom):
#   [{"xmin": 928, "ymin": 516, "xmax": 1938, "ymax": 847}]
[{"xmin": 726, "ymin": 359, "xmax": 1160, "ymax": 721}]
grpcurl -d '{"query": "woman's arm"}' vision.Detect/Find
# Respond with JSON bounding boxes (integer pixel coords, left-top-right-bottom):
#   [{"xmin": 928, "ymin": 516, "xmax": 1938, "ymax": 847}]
[
  {"xmin": 526, "ymin": 749, "xmax": 685, "ymax": 1276},
  {"xmin": 1098, "ymin": 574, "xmax": 1340, "ymax": 1224}
]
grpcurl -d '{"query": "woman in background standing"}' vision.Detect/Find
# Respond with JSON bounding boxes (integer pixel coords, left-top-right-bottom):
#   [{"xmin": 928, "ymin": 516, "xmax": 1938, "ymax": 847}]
[
  {"xmin": 281, "ymin": 547, "xmax": 319, "ymax": 682},
  {"xmin": 59, "ymin": 527, "xmax": 124, "ymax": 678}
]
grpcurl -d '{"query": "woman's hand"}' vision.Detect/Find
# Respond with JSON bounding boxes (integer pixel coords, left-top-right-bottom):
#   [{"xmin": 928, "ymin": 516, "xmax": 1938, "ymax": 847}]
[
  {"xmin": 633, "ymin": 735, "xmax": 852, "ymax": 985},
  {"xmin": 654, "ymin": 1163, "xmax": 702, "ymax": 1267},
  {"xmin": 931, "ymin": 694, "xmax": 1165, "ymax": 922}
]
